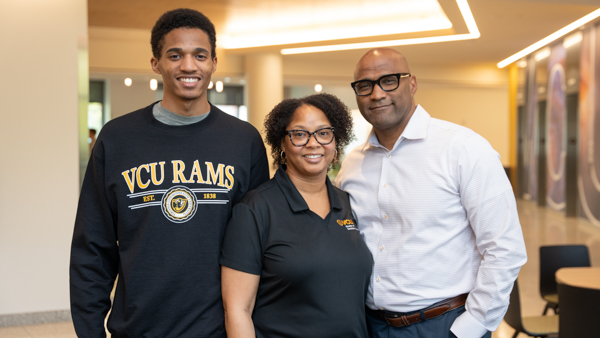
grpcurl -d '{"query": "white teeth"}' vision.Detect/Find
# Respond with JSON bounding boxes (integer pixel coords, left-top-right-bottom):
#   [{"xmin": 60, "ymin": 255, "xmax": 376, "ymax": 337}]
[
  {"xmin": 179, "ymin": 78, "xmax": 198, "ymax": 83},
  {"xmin": 304, "ymin": 155, "xmax": 322, "ymax": 159}
]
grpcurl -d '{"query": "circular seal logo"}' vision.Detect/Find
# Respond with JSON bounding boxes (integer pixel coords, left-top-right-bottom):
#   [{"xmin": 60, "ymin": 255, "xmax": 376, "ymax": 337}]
[{"xmin": 161, "ymin": 186, "xmax": 197, "ymax": 223}]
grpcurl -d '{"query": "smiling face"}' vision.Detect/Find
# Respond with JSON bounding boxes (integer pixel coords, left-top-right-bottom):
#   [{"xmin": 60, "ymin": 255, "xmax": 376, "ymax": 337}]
[
  {"xmin": 354, "ymin": 49, "xmax": 417, "ymax": 140},
  {"xmin": 282, "ymin": 104, "xmax": 336, "ymax": 180},
  {"xmin": 151, "ymin": 28, "xmax": 217, "ymax": 111}
]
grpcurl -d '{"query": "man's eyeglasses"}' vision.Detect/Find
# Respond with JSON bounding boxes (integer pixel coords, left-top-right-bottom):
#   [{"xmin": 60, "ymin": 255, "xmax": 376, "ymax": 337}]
[
  {"xmin": 350, "ymin": 73, "xmax": 411, "ymax": 96},
  {"xmin": 286, "ymin": 127, "xmax": 335, "ymax": 147}
]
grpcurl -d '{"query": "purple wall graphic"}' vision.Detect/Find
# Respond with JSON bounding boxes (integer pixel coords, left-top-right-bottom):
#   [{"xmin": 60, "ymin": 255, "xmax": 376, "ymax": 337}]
[
  {"xmin": 546, "ymin": 44, "xmax": 567, "ymax": 210},
  {"xmin": 578, "ymin": 25, "xmax": 600, "ymax": 227},
  {"xmin": 522, "ymin": 57, "xmax": 538, "ymax": 200}
]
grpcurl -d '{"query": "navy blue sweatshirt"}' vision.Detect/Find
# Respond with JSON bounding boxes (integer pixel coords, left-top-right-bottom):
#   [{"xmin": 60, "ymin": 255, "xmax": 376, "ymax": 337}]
[{"xmin": 70, "ymin": 102, "xmax": 269, "ymax": 338}]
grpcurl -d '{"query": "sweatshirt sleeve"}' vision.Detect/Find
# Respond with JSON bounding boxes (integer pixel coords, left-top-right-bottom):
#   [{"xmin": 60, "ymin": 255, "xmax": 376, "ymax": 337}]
[
  {"xmin": 70, "ymin": 140, "xmax": 119, "ymax": 338},
  {"xmin": 248, "ymin": 133, "xmax": 270, "ymax": 191}
]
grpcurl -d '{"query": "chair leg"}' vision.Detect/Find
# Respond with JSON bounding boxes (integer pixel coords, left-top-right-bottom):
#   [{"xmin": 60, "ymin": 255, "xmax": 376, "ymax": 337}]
[
  {"xmin": 542, "ymin": 303, "xmax": 549, "ymax": 315},
  {"xmin": 511, "ymin": 331, "xmax": 519, "ymax": 338}
]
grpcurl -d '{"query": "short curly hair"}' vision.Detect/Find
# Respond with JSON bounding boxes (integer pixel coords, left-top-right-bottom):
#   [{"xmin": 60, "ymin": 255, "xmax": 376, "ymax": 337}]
[
  {"xmin": 264, "ymin": 93, "xmax": 355, "ymax": 168},
  {"xmin": 151, "ymin": 8, "xmax": 216, "ymax": 59}
]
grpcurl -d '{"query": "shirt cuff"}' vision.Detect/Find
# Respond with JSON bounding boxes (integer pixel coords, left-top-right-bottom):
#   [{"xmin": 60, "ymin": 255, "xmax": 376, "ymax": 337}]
[{"xmin": 450, "ymin": 310, "xmax": 488, "ymax": 338}]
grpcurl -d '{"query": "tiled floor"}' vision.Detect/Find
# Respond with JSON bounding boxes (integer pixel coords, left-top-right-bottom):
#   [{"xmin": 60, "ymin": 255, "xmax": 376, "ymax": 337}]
[
  {"xmin": 1, "ymin": 199, "xmax": 598, "ymax": 338},
  {"xmin": 0, "ymin": 322, "xmax": 76, "ymax": 338}
]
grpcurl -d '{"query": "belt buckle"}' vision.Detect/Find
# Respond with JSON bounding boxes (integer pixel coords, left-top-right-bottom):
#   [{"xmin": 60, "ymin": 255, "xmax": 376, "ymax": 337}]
[{"xmin": 384, "ymin": 313, "xmax": 411, "ymax": 327}]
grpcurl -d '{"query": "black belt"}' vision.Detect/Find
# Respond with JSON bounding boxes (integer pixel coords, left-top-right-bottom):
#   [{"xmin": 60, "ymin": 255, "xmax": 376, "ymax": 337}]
[{"xmin": 370, "ymin": 293, "xmax": 468, "ymax": 328}]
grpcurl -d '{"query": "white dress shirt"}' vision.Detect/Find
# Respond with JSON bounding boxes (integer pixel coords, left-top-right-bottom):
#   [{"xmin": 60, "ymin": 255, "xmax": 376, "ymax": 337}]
[{"xmin": 335, "ymin": 105, "xmax": 527, "ymax": 338}]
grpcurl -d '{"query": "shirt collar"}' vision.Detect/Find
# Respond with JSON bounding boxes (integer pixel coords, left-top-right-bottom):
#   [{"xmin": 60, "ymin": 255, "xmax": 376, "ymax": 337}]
[
  {"xmin": 274, "ymin": 164, "xmax": 342, "ymax": 213},
  {"xmin": 360, "ymin": 104, "xmax": 430, "ymax": 152}
]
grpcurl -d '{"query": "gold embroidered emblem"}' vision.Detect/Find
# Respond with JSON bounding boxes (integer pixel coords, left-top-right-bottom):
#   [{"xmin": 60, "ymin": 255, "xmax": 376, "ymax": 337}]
[{"xmin": 161, "ymin": 186, "xmax": 197, "ymax": 223}]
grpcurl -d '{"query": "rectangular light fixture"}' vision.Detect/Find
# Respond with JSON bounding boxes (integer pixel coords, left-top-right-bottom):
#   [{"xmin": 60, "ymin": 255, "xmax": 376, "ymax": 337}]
[
  {"xmin": 223, "ymin": 0, "xmax": 450, "ymax": 49},
  {"xmin": 534, "ymin": 48, "xmax": 551, "ymax": 61},
  {"xmin": 281, "ymin": 0, "xmax": 479, "ymax": 55},
  {"xmin": 563, "ymin": 31, "xmax": 583, "ymax": 49},
  {"xmin": 497, "ymin": 8, "xmax": 600, "ymax": 68}
]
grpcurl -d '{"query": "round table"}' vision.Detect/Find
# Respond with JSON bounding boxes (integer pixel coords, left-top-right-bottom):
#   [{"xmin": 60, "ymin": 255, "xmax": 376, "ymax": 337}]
[
  {"xmin": 555, "ymin": 266, "xmax": 600, "ymax": 338},
  {"xmin": 555, "ymin": 266, "xmax": 600, "ymax": 290}
]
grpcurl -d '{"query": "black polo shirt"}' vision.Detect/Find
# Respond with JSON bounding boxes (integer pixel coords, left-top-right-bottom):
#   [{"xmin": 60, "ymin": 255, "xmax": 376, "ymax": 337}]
[{"xmin": 220, "ymin": 165, "xmax": 372, "ymax": 338}]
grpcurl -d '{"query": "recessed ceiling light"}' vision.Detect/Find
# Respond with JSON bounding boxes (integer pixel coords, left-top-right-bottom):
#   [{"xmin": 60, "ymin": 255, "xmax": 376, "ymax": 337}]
[
  {"xmin": 535, "ymin": 48, "xmax": 551, "ymax": 61},
  {"xmin": 281, "ymin": 0, "xmax": 479, "ymax": 55},
  {"xmin": 150, "ymin": 79, "xmax": 158, "ymax": 91},
  {"xmin": 563, "ymin": 31, "xmax": 583, "ymax": 49},
  {"xmin": 124, "ymin": 78, "xmax": 132, "ymax": 86}
]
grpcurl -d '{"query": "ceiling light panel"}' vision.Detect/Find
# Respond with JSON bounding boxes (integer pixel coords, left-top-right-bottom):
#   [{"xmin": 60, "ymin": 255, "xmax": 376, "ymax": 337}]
[
  {"xmin": 563, "ymin": 31, "xmax": 582, "ymax": 48},
  {"xmin": 281, "ymin": 0, "xmax": 479, "ymax": 55},
  {"xmin": 222, "ymin": 0, "xmax": 451, "ymax": 49}
]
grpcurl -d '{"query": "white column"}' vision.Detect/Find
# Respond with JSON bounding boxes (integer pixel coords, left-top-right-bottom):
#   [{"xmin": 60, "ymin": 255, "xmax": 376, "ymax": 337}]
[
  {"xmin": 245, "ymin": 53, "xmax": 283, "ymax": 175},
  {"xmin": 0, "ymin": 0, "xmax": 87, "ymax": 316}
]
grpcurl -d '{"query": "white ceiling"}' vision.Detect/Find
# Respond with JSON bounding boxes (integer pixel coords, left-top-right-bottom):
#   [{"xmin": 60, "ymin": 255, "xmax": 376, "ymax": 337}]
[{"xmin": 88, "ymin": 0, "xmax": 600, "ymax": 67}]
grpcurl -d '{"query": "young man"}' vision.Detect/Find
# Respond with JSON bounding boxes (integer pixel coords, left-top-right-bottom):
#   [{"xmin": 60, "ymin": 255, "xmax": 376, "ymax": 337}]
[
  {"xmin": 70, "ymin": 8, "xmax": 269, "ymax": 338},
  {"xmin": 335, "ymin": 48, "xmax": 527, "ymax": 338}
]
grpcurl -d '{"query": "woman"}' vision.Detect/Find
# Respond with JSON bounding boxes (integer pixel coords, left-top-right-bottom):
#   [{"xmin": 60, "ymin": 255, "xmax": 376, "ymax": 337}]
[{"xmin": 220, "ymin": 93, "xmax": 372, "ymax": 338}]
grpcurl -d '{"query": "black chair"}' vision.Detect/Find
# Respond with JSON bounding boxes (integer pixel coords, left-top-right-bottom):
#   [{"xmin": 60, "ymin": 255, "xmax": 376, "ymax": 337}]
[
  {"xmin": 558, "ymin": 282, "xmax": 600, "ymax": 337},
  {"xmin": 504, "ymin": 279, "xmax": 559, "ymax": 338},
  {"xmin": 539, "ymin": 245, "xmax": 590, "ymax": 315}
]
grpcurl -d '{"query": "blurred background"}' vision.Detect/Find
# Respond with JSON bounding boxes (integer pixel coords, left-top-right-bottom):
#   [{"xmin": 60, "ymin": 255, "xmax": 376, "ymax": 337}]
[{"xmin": 1, "ymin": 1, "xmax": 600, "ymax": 337}]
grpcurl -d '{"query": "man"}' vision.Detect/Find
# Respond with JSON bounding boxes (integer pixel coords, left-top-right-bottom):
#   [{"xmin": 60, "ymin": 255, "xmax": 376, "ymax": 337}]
[
  {"xmin": 70, "ymin": 8, "xmax": 269, "ymax": 338},
  {"xmin": 335, "ymin": 48, "xmax": 527, "ymax": 338}
]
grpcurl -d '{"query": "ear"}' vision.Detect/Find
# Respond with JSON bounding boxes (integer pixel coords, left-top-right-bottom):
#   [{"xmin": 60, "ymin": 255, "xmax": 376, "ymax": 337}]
[
  {"xmin": 409, "ymin": 75, "xmax": 418, "ymax": 97},
  {"xmin": 151, "ymin": 57, "xmax": 161, "ymax": 75},
  {"xmin": 211, "ymin": 56, "xmax": 218, "ymax": 74}
]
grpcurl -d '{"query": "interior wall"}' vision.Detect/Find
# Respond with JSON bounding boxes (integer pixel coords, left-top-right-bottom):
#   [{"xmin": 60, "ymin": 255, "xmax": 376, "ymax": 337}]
[
  {"xmin": 416, "ymin": 82, "xmax": 510, "ymax": 166},
  {"xmin": 0, "ymin": 0, "xmax": 87, "ymax": 315},
  {"xmin": 106, "ymin": 75, "xmax": 160, "ymax": 119}
]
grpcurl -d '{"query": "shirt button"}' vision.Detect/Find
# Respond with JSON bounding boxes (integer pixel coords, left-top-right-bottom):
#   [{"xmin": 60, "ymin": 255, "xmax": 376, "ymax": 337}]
[
  {"xmin": 387, "ymin": 154, "xmax": 391, "ymax": 158},
  {"xmin": 380, "ymin": 245, "xmax": 385, "ymax": 251},
  {"xmin": 383, "ymin": 184, "xmax": 387, "ymax": 188},
  {"xmin": 376, "ymin": 277, "xmax": 381, "ymax": 282},
  {"xmin": 383, "ymin": 215, "xmax": 388, "ymax": 219}
]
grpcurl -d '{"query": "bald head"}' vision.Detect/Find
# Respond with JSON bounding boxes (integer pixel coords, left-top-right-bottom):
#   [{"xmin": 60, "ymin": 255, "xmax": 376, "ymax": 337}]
[
  {"xmin": 354, "ymin": 48, "xmax": 410, "ymax": 80},
  {"xmin": 351, "ymin": 48, "xmax": 418, "ymax": 149}
]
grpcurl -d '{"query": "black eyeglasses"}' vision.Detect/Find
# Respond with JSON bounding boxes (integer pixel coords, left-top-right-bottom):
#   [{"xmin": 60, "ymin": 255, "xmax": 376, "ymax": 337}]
[
  {"xmin": 350, "ymin": 73, "xmax": 411, "ymax": 96},
  {"xmin": 286, "ymin": 127, "xmax": 335, "ymax": 146}
]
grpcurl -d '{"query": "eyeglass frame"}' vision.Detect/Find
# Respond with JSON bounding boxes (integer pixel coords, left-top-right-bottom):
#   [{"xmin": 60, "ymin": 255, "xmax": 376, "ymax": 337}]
[
  {"xmin": 350, "ymin": 73, "xmax": 411, "ymax": 96},
  {"xmin": 285, "ymin": 127, "xmax": 335, "ymax": 147}
]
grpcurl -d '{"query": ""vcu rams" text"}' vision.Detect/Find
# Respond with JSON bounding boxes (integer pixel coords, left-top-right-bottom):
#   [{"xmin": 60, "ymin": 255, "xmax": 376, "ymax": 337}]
[{"xmin": 121, "ymin": 160, "xmax": 235, "ymax": 193}]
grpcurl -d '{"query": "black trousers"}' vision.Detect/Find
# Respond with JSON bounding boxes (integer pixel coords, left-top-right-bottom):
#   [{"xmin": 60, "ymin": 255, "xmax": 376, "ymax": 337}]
[{"xmin": 365, "ymin": 306, "xmax": 492, "ymax": 338}]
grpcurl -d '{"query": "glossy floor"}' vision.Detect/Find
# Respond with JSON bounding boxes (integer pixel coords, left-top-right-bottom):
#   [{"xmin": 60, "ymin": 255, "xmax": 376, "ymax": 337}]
[{"xmin": 1, "ymin": 199, "xmax": 598, "ymax": 338}]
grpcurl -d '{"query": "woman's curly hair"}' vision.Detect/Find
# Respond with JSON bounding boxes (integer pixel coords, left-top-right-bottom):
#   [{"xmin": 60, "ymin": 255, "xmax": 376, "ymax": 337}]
[{"xmin": 264, "ymin": 93, "xmax": 355, "ymax": 168}]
